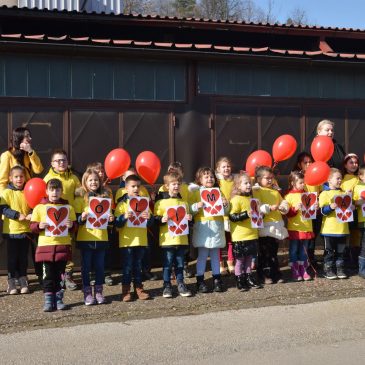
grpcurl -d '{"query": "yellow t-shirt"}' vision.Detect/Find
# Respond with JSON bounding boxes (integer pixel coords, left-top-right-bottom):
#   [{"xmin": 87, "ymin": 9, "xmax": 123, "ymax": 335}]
[
  {"xmin": 154, "ymin": 197, "xmax": 189, "ymax": 246},
  {"xmin": 341, "ymin": 174, "xmax": 359, "ymax": 193},
  {"xmin": 353, "ymin": 182, "xmax": 365, "ymax": 224},
  {"xmin": 115, "ymin": 185, "xmax": 150, "ymax": 204},
  {"xmin": 114, "ymin": 199, "xmax": 151, "ymax": 247},
  {"xmin": 43, "ymin": 168, "xmax": 80, "ymax": 207},
  {"xmin": 229, "ymin": 195, "xmax": 258, "ymax": 241},
  {"xmin": 0, "ymin": 187, "xmax": 31, "ymax": 234},
  {"xmin": 31, "ymin": 203, "xmax": 76, "ymax": 246},
  {"xmin": 74, "ymin": 196, "xmax": 110, "ymax": 242},
  {"xmin": 319, "ymin": 189, "xmax": 349, "ymax": 235},
  {"xmin": 254, "ymin": 187, "xmax": 283, "ymax": 222},
  {"xmin": 305, "ymin": 184, "xmax": 321, "ymax": 194},
  {"xmin": 285, "ymin": 191, "xmax": 313, "ymax": 233}
]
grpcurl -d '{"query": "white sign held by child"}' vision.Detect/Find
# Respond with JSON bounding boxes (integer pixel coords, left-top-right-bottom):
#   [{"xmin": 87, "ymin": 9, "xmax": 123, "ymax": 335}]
[
  {"xmin": 301, "ymin": 192, "xmax": 317, "ymax": 220},
  {"xmin": 334, "ymin": 194, "xmax": 353, "ymax": 223},
  {"xmin": 167, "ymin": 205, "xmax": 189, "ymax": 237},
  {"xmin": 86, "ymin": 197, "xmax": 111, "ymax": 230},
  {"xmin": 250, "ymin": 198, "xmax": 264, "ymax": 228},
  {"xmin": 360, "ymin": 190, "xmax": 365, "ymax": 218},
  {"xmin": 45, "ymin": 205, "xmax": 69, "ymax": 237},
  {"xmin": 200, "ymin": 188, "xmax": 224, "ymax": 217},
  {"xmin": 127, "ymin": 197, "xmax": 149, "ymax": 228}
]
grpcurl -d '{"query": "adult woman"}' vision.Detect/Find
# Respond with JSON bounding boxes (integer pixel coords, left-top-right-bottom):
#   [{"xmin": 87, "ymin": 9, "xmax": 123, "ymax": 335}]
[
  {"xmin": 316, "ymin": 120, "xmax": 345, "ymax": 170},
  {"xmin": 0, "ymin": 127, "xmax": 44, "ymax": 194}
]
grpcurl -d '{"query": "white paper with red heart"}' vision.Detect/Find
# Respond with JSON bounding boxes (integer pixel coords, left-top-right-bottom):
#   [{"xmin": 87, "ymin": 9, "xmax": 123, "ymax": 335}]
[
  {"xmin": 301, "ymin": 192, "xmax": 317, "ymax": 220},
  {"xmin": 334, "ymin": 194, "xmax": 353, "ymax": 223},
  {"xmin": 86, "ymin": 197, "xmax": 111, "ymax": 230},
  {"xmin": 200, "ymin": 188, "xmax": 224, "ymax": 217},
  {"xmin": 250, "ymin": 198, "xmax": 263, "ymax": 228},
  {"xmin": 167, "ymin": 205, "xmax": 189, "ymax": 237},
  {"xmin": 45, "ymin": 205, "xmax": 69, "ymax": 237},
  {"xmin": 360, "ymin": 190, "xmax": 365, "ymax": 218},
  {"xmin": 127, "ymin": 197, "xmax": 149, "ymax": 228}
]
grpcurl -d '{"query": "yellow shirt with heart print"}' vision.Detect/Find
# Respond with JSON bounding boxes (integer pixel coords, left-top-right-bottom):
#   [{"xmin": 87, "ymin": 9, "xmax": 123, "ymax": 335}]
[
  {"xmin": 154, "ymin": 197, "xmax": 189, "ymax": 246},
  {"xmin": 319, "ymin": 189, "xmax": 350, "ymax": 235},
  {"xmin": 114, "ymin": 198, "xmax": 151, "ymax": 247},
  {"xmin": 74, "ymin": 196, "xmax": 111, "ymax": 242},
  {"xmin": 229, "ymin": 195, "xmax": 258, "ymax": 241},
  {"xmin": 285, "ymin": 191, "xmax": 313, "ymax": 233},
  {"xmin": 31, "ymin": 203, "xmax": 76, "ymax": 246},
  {"xmin": 353, "ymin": 182, "xmax": 365, "ymax": 224}
]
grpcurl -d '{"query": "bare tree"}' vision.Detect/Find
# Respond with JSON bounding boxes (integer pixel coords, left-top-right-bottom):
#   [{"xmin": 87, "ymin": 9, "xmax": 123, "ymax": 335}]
[
  {"xmin": 172, "ymin": 0, "xmax": 197, "ymax": 18},
  {"xmin": 196, "ymin": 0, "xmax": 243, "ymax": 21},
  {"xmin": 286, "ymin": 6, "xmax": 309, "ymax": 26}
]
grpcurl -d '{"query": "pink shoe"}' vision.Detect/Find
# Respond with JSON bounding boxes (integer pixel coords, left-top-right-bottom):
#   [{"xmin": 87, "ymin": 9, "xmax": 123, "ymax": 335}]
[
  {"xmin": 299, "ymin": 261, "xmax": 312, "ymax": 281},
  {"xmin": 290, "ymin": 262, "xmax": 302, "ymax": 281}
]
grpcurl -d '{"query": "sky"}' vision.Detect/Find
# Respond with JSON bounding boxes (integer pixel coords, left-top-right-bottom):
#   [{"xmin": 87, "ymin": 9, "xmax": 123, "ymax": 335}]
[{"xmin": 255, "ymin": 0, "xmax": 365, "ymax": 29}]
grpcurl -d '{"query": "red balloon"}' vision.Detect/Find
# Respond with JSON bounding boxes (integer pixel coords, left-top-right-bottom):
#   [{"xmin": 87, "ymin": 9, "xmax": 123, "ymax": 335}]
[
  {"xmin": 104, "ymin": 148, "xmax": 131, "ymax": 179},
  {"xmin": 245, "ymin": 150, "xmax": 273, "ymax": 177},
  {"xmin": 311, "ymin": 136, "xmax": 334, "ymax": 162},
  {"xmin": 304, "ymin": 161, "xmax": 330, "ymax": 186},
  {"xmin": 24, "ymin": 178, "xmax": 46, "ymax": 208},
  {"xmin": 136, "ymin": 151, "xmax": 161, "ymax": 185},
  {"xmin": 272, "ymin": 134, "xmax": 297, "ymax": 162}
]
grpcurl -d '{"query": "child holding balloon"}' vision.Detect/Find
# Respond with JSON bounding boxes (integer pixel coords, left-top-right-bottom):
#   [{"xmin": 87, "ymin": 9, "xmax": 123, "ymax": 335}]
[{"xmin": 0, "ymin": 166, "xmax": 33, "ymax": 294}]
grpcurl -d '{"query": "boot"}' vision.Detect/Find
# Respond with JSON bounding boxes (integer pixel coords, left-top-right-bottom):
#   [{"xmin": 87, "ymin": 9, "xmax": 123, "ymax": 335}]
[
  {"xmin": 290, "ymin": 262, "xmax": 302, "ymax": 281},
  {"xmin": 358, "ymin": 256, "xmax": 365, "ymax": 279},
  {"xmin": 18, "ymin": 276, "xmax": 30, "ymax": 294},
  {"xmin": 83, "ymin": 286, "xmax": 96, "ymax": 306},
  {"xmin": 55, "ymin": 290, "xmax": 66, "ymax": 310},
  {"xmin": 134, "ymin": 284, "xmax": 150, "ymax": 300},
  {"xmin": 7, "ymin": 278, "xmax": 18, "ymax": 295},
  {"xmin": 196, "ymin": 275, "xmax": 209, "ymax": 293},
  {"xmin": 227, "ymin": 260, "xmax": 235, "ymax": 274},
  {"xmin": 238, "ymin": 275, "xmax": 250, "ymax": 291},
  {"xmin": 324, "ymin": 263, "xmax": 337, "ymax": 280},
  {"xmin": 213, "ymin": 275, "xmax": 224, "ymax": 292},
  {"xmin": 121, "ymin": 284, "xmax": 132, "ymax": 302},
  {"xmin": 43, "ymin": 292, "xmax": 54, "ymax": 312},
  {"xmin": 299, "ymin": 261, "xmax": 311, "ymax": 281},
  {"xmin": 246, "ymin": 273, "xmax": 262, "ymax": 289},
  {"xmin": 95, "ymin": 285, "xmax": 106, "ymax": 304},
  {"xmin": 64, "ymin": 272, "xmax": 78, "ymax": 291},
  {"xmin": 336, "ymin": 262, "xmax": 348, "ymax": 279},
  {"xmin": 235, "ymin": 275, "xmax": 243, "ymax": 290},
  {"xmin": 262, "ymin": 268, "xmax": 273, "ymax": 285}
]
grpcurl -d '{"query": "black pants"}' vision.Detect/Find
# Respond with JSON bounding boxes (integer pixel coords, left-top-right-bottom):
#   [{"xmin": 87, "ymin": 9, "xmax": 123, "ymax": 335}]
[
  {"xmin": 257, "ymin": 237, "xmax": 280, "ymax": 280},
  {"xmin": 42, "ymin": 261, "xmax": 67, "ymax": 293},
  {"xmin": 7, "ymin": 237, "xmax": 31, "ymax": 278},
  {"xmin": 323, "ymin": 236, "xmax": 347, "ymax": 266}
]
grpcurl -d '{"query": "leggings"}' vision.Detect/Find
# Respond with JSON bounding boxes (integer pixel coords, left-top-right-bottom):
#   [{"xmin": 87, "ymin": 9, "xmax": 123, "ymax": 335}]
[{"xmin": 196, "ymin": 247, "xmax": 220, "ymax": 276}]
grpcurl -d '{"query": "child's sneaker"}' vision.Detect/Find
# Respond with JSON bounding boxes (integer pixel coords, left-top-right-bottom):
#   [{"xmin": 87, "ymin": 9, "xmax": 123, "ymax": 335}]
[
  {"xmin": 324, "ymin": 264, "xmax": 337, "ymax": 280},
  {"xmin": 177, "ymin": 282, "xmax": 192, "ymax": 297},
  {"xmin": 162, "ymin": 283, "xmax": 173, "ymax": 298},
  {"xmin": 84, "ymin": 286, "xmax": 96, "ymax": 305},
  {"xmin": 7, "ymin": 278, "xmax": 18, "ymax": 295},
  {"xmin": 336, "ymin": 265, "xmax": 348, "ymax": 279},
  {"xmin": 213, "ymin": 276, "xmax": 224, "ymax": 292},
  {"xmin": 55, "ymin": 290, "xmax": 67, "ymax": 310},
  {"xmin": 104, "ymin": 275, "xmax": 113, "ymax": 286},
  {"xmin": 121, "ymin": 285, "xmax": 132, "ymax": 302},
  {"xmin": 246, "ymin": 273, "xmax": 262, "ymax": 289},
  {"xmin": 43, "ymin": 292, "xmax": 54, "ymax": 312},
  {"xmin": 299, "ymin": 262, "xmax": 312, "ymax": 281},
  {"xmin": 135, "ymin": 285, "xmax": 150, "ymax": 300},
  {"xmin": 19, "ymin": 276, "xmax": 30, "ymax": 294},
  {"xmin": 196, "ymin": 276, "xmax": 209, "ymax": 293},
  {"xmin": 95, "ymin": 285, "xmax": 106, "ymax": 304}
]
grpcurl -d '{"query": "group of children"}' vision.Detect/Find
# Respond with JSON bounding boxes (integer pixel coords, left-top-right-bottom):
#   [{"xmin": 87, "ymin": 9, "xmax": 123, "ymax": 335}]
[{"xmin": 2, "ymin": 145, "xmax": 365, "ymax": 312}]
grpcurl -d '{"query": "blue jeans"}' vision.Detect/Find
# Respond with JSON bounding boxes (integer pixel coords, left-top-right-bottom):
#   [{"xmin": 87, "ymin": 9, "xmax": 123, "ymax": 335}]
[
  {"xmin": 162, "ymin": 246, "xmax": 187, "ymax": 284},
  {"xmin": 121, "ymin": 247, "xmax": 145, "ymax": 285},
  {"xmin": 80, "ymin": 248, "xmax": 106, "ymax": 287},
  {"xmin": 289, "ymin": 240, "xmax": 310, "ymax": 263}
]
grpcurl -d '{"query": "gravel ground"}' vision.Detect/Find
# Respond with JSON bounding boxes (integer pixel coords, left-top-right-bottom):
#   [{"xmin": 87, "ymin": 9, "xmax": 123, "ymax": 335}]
[{"xmin": 1, "ymin": 262, "xmax": 365, "ymax": 334}]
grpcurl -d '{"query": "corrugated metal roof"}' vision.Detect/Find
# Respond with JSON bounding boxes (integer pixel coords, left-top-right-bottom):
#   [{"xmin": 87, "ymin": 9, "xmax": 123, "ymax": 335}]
[{"xmin": 1, "ymin": 33, "xmax": 364, "ymax": 61}]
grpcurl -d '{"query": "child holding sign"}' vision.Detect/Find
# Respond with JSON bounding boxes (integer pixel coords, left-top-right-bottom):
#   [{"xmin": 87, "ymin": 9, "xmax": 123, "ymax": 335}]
[
  {"xmin": 154, "ymin": 172, "xmax": 192, "ymax": 298},
  {"xmin": 352, "ymin": 165, "xmax": 365, "ymax": 278},
  {"xmin": 115, "ymin": 174, "xmax": 153, "ymax": 302},
  {"xmin": 190, "ymin": 167, "xmax": 227, "ymax": 293},
  {"xmin": 319, "ymin": 168, "xmax": 354, "ymax": 280},
  {"xmin": 74, "ymin": 169, "xmax": 113, "ymax": 305},
  {"xmin": 229, "ymin": 172, "xmax": 261, "ymax": 291},
  {"xmin": 285, "ymin": 171, "xmax": 316, "ymax": 281},
  {"xmin": 30, "ymin": 179, "xmax": 77, "ymax": 312}
]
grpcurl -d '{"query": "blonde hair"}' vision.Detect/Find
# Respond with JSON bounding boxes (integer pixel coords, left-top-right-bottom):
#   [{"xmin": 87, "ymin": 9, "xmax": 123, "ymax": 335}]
[
  {"xmin": 163, "ymin": 172, "xmax": 182, "ymax": 186},
  {"xmin": 81, "ymin": 169, "xmax": 109, "ymax": 201},
  {"xmin": 316, "ymin": 119, "xmax": 334, "ymax": 134},
  {"xmin": 215, "ymin": 156, "xmax": 232, "ymax": 172},
  {"xmin": 288, "ymin": 171, "xmax": 304, "ymax": 190},
  {"xmin": 328, "ymin": 167, "xmax": 342, "ymax": 179},
  {"xmin": 231, "ymin": 171, "xmax": 251, "ymax": 199},
  {"xmin": 194, "ymin": 167, "xmax": 215, "ymax": 186}
]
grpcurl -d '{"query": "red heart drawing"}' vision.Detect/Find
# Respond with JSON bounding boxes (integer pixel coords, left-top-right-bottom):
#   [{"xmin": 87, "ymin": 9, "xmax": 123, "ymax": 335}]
[
  {"xmin": 362, "ymin": 206, "xmax": 365, "ymax": 212},
  {"xmin": 250, "ymin": 200, "xmax": 260, "ymax": 215},
  {"xmin": 169, "ymin": 225, "xmax": 177, "ymax": 232},
  {"xmin": 309, "ymin": 209, "xmax": 315, "ymax": 216},
  {"xmin": 342, "ymin": 216, "xmax": 347, "ymax": 221},
  {"xmin": 337, "ymin": 212, "xmax": 343, "ymax": 219},
  {"xmin": 252, "ymin": 216, "xmax": 258, "ymax": 224},
  {"xmin": 94, "ymin": 221, "xmax": 101, "ymax": 228},
  {"xmin": 304, "ymin": 212, "xmax": 310, "ymax": 218},
  {"xmin": 345, "ymin": 211, "xmax": 352, "ymax": 218},
  {"xmin": 53, "ymin": 228, "xmax": 61, "ymax": 235},
  {"xmin": 99, "ymin": 218, "xmax": 107, "ymax": 226},
  {"xmin": 48, "ymin": 225, "xmax": 55, "ymax": 232},
  {"xmin": 59, "ymin": 225, "xmax": 67, "ymax": 232},
  {"xmin": 334, "ymin": 195, "xmax": 351, "ymax": 212},
  {"xmin": 201, "ymin": 189, "xmax": 221, "ymax": 207},
  {"xmin": 138, "ymin": 217, "xmax": 146, "ymax": 224},
  {"xmin": 180, "ymin": 224, "xmax": 187, "ymax": 231},
  {"xmin": 88, "ymin": 217, "xmax": 96, "ymax": 224},
  {"xmin": 90, "ymin": 198, "xmax": 111, "ymax": 218},
  {"xmin": 204, "ymin": 206, "xmax": 212, "ymax": 213},
  {"xmin": 257, "ymin": 218, "xmax": 263, "ymax": 226},
  {"xmin": 176, "ymin": 228, "xmax": 183, "ymax": 234},
  {"xmin": 47, "ymin": 207, "xmax": 68, "ymax": 226},
  {"xmin": 301, "ymin": 193, "xmax": 316, "ymax": 209},
  {"xmin": 129, "ymin": 216, "xmax": 136, "ymax": 223},
  {"xmin": 167, "ymin": 206, "xmax": 187, "ymax": 235},
  {"xmin": 129, "ymin": 198, "xmax": 148, "ymax": 218}
]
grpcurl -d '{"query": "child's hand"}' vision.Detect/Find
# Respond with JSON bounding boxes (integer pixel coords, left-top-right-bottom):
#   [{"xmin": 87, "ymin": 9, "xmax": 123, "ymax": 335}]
[
  {"xmin": 108, "ymin": 214, "xmax": 114, "ymax": 222},
  {"xmin": 81, "ymin": 212, "xmax": 88, "ymax": 221},
  {"xmin": 39, "ymin": 222, "xmax": 49, "ymax": 229},
  {"xmin": 197, "ymin": 202, "xmax": 204, "ymax": 209},
  {"xmin": 161, "ymin": 215, "xmax": 168, "ymax": 223},
  {"xmin": 222, "ymin": 197, "xmax": 228, "ymax": 208},
  {"xmin": 19, "ymin": 140, "xmax": 33, "ymax": 153},
  {"xmin": 18, "ymin": 214, "xmax": 26, "ymax": 221},
  {"xmin": 248, "ymin": 211, "xmax": 252, "ymax": 218},
  {"xmin": 125, "ymin": 211, "xmax": 134, "ymax": 219},
  {"xmin": 330, "ymin": 203, "xmax": 337, "ymax": 209},
  {"xmin": 270, "ymin": 204, "xmax": 278, "ymax": 211},
  {"xmin": 295, "ymin": 203, "xmax": 303, "ymax": 211},
  {"xmin": 186, "ymin": 214, "xmax": 192, "ymax": 221},
  {"xmin": 141, "ymin": 210, "xmax": 150, "ymax": 219},
  {"xmin": 313, "ymin": 203, "xmax": 319, "ymax": 210},
  {"xmin": 351, "ymin": 204, "xmax": 356, "ymax": 211},
  {"xmin": 26, "ymin": 214, "xmax": 32, "ymax": 221},
  {"xmin": 66, "ymin": 219, "xmax": 73, "ymax": 228}
]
